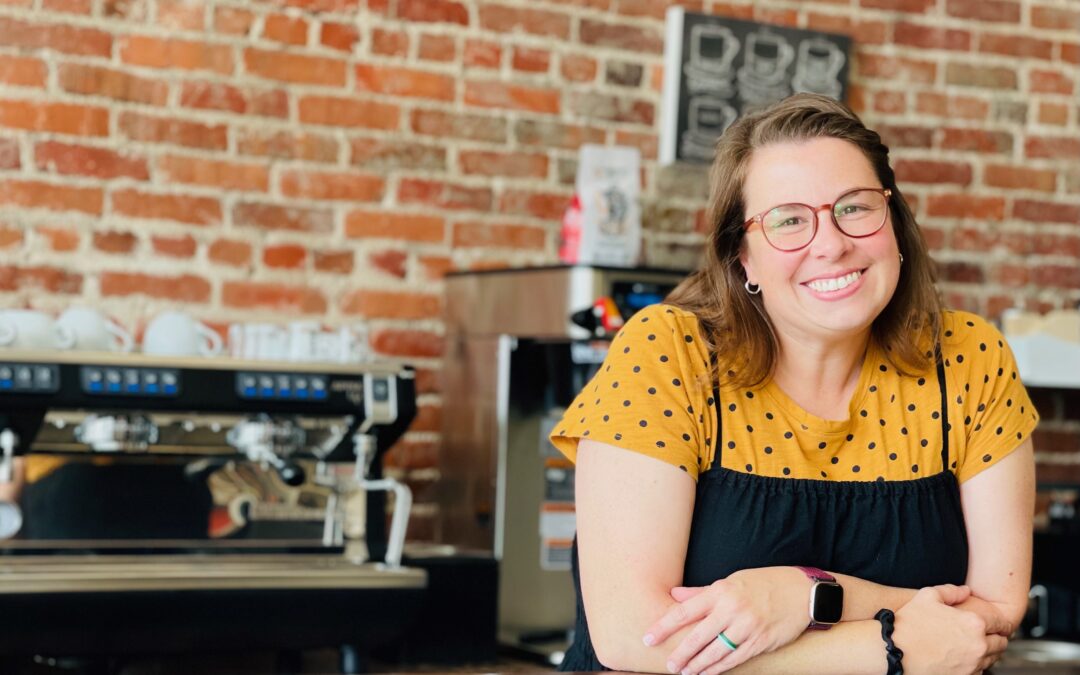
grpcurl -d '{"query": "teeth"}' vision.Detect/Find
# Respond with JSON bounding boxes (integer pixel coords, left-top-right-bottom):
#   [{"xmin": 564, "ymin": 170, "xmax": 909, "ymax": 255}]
[{"xmin": 807, "ymin": 271, "xmax": 861, "ymax": 293}]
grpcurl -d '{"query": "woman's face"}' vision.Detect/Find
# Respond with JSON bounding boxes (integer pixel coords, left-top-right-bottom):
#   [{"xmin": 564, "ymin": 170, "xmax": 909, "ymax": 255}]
[{"xmin": 739, "ymin": 137, "xmax": 900, "ymax": 343}]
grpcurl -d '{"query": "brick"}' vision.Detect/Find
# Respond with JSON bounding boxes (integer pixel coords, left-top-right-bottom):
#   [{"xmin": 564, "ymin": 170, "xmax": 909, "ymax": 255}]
[
  {"xmin": 615, "ymin": 131, "xmax": 658, "ymax": 161},
  {"xmin": 1026, "ymin": 136, "xmax": 1080, "ymax": 160},
  {"xmin": 894, "ymin": 160, "xmax": 972, "ymax": 185},
  {"xmin": 1062, "ymin": 43, "xmax": 1080, "ymax": 65},
  {"xmin": 465, "ymin": 81, "xmax": 559, "ymax": 114},
  {"xmin": 479, "ymin": 5, "xmax": 569, "ymax": 38},
  {"xmin": 569, "ymin": 93, "xmax": 653, "ymax": 125},
  {"xmin": 120, "ymin": 36, "xmax": 233, "ymax": 74},
  {"xmin": 1030, "ymin": 70, "xmax": 1073, "ymax": 95},
  {"xmin": 419, "ymin": 33, "xmax": 456, "ymax": 61},
  {"xmin": 915, "ymin": 93, "xmax": 989, "ymax": 120},
  {"xmin": 233, "ymin": 202, "xmax": 334, "ymax": 234},
  {"xmin": 244, "ymin": 48, "xmax": 346, "ymax": 86},
  {"xmin": 894, "ymin": 22, "xmax": 971, "ymax": 51},
  {"xmin": 0, "ymin": 226, "xmax": 22, "ymax": 249},
  {"xmin": 0, "ymin": 55, "xmax": 46, "ymax": 88},
  {"xmin": 515, "ymin": 119, "xmax": 605, "ymax": 149},
  {"xmin": 580, "ymin": 19, "xmax": 661, "ymax": 53},
  {"xmin": 1031, "ymin": 6, "xmax": 1080, "ymax": 31},
  {"xmin": 452, "ymin": 221, "xmax": 546, "ymax": 249},
  {"xmin": 514, "ymin": 47, "xmax": 551, "ymax": 73},
  {"xmin": 35, "ymin": 141, "xmax": 149, "ymax": 180},
  {"xmin": 320, "ymin": 22, "xmax": 359, "ymax": 51},
  {"xmin": 857, "ymin": 54, "xmax": 936, "ymax": 84},
  {"xmin": 398, "ymin": 180, "xmax": 492, "ymax": 212},
  {"xmin": 355, "ymin": 65, "xmax": 455, "ymax": 101},
  {"xmin": 157, "ymin": 0, "xmax": 206, "ymax": 29},
  {"xmin": 499, "ymin": 190, "xmax": 568, "ymax": 220},
  {"xmin": 313, "ymin": 249, "xmax": 353, "ymax": 274},
  {"xmin": 561, "ymin": 54, "xmax": 598, "ymax": 82},
  {"xmin": 370, "ymin": 249, "xmax": 408, "ymax": 278},
  {"xmin": 605, "ymin": 61, "xmax": 643, "ymax": 86},
  {"xmin": 299, "ymin": 95, "xmax": 399, "ymax": 130},
  {"xmin": 951, "ymin": 227, "xmax": 1028, "ymax": 254},
  {"xmin": 93, "ymin": 230, "xmax": 137, "ymax": 254},
  {"xmin": 984, "ymin": 165, "xmax": 1057, "ymax": 192},
  {"xmin": 214, "ymin": 6, "xmax": 254, "ymax": 35},
  {"xmin": 411, "ymin": 109, "xmax": 507, "ymax": 143},
  {"xmin": 398, "ymin": 0, "xmax": 468, "ymax": 24},
  {"xmin": 118, "ymin": 112, "xmax": 227, "ymax": 150},
  {"xmin": 158, "ymin": 155, "xmax": 270, "ymax": 192},
  {"xmin": 208, "ymin": 239, "xmax": 252, "ymax": 267},
  {"xmin": 1031, "ymin": 265, "xmax": 1080, "ymax": 289},
  {"xmin": 0, "ymin": 180, "xmax": 102, "ymax": 214},
  {"xmin": 945, "ymin": 63, "xmax": 1017, "ymax": 89},
  {"xmin": 805, "ymin": 14, "xmax": 887, "ymax": 44},
  {"xmin": 263, "ymin": 244, "xmax": 307, "ymax": 269},
  {"xmin": 459, "ymin": 151, "xmax": 548, "ymax": 178},
  {"xmin": 372, "ymin": 29, "xmax": 408, "ymax": 56},
  {"xmin": 1038, "ymin": 102, "xmax": 1069, "ymax": 126},
  {"xmin": 1012, "ymin": 200, "xmax": 1080, "ymax": 225},
  {"xmin": 151, "ymin": 234, "xmax": 197, "ymax": 258},
  {"xmin": 1031, "ymin": 233, "xmax": 1080, "ymax": 257},
  {"xmin": 370, "ymin": 329, "xmax": 443, "ymax": 357},
  {"xmin": 280, "ymin": 170, "xmax": 384, "ymax": 202},
  {"xmin": 346, "ymin": 211, "xmax": 444, "ymax": 242},
  {"xmin": 179, "ymin": 82, "xmax": 288, "ymax": 118},
  {"xmin": 222, "ymin": 282, "xmax": 327, "ymax": 314},
  {"xmin": 860, "ymin": 0, "xmax": 933, "ymax": 12},
  {"xmin": 0, "ymin": 266, "xmax": 82, "ymax": 294},
  {"xmin": 991, "ymin": 100, "xmax": 1027, "ymax": 124},
  {"xmin": 926, "ymin": 194, "xmax": 1006, "ymax": 220},
  {"xmin": 279, "ymin": 0, "xmax": 360, "ymax": 10},
  {"xmin": 418, "ymin": 254, "xmax": 451, "ymax": 280},
  {"xmin": 43, "ymin": 0, "xmax": 93, "ymax": 12},
  {"xmin": 59, "ymin": 64, "xmax": 168, "ymax": 106},
  {"xmin": 112, "ymin": 189, "xmax": 221, "ymax": 225},
  {"xmin": 237, "ymin": 128, "xmax": 339, "ymax": 163},
  {"xmin": 37, "ymin": 226, "xmax": 79, "ymax": 251},
  {"xmin": 940, "ymin": 128, "xmax": 1012, "ymax": 154},
  {"xmin": 0, "ymin": 17, "xmax": 111, "ymax": 57},
  {"xmin": 978, "ymin": 34, "xmax": 1053, "ymax": 60},
  {"xmin": 941, "ymin": 261, "xmax": 984, "ymax": 283},
  {"xmin": 464, "ymin": 40, "xmax": 500, "ymax": 68},
  {"xmin": 0, "ymin": 100, "xmax": 108, "ymax": 137},
  {"xmin": 873, "ymin": 91, "xmax": 906, "ymax": 114},
  {"xmin": 340, "ymin": 290, "xmax": 441, "ymax": 319},
  {"xmin": 350, "ymin": 137, "xmax": 446, "ymax": 171},
  {"xmin": 100, "ymin": 272, "xmax": 210, "ymax": 302},
  {"xmin": 263, "ymin": 13, "xmax": 308, "ymax": 45},
  {"xmin": 946, "ymin": 0, "xmax": 1019, "ymax": 22}
]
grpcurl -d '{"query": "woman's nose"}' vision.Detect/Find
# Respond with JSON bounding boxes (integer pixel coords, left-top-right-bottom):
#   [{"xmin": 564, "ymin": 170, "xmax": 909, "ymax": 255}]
[{"xmin": 809, "ymin": 206, "xmax": 852, "ymax": 258}]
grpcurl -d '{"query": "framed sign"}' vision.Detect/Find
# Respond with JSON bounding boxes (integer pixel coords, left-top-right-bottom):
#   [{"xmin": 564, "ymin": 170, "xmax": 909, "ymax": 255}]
[{"xmin": 661, "ymin": 9, "xmax": 852, "ymax": 165}]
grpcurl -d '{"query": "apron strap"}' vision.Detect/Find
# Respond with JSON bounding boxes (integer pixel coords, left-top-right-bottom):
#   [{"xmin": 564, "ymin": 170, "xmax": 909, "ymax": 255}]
[{"xmin": 935, "ymin": 345, "xmax": 951, "ymax": 473}]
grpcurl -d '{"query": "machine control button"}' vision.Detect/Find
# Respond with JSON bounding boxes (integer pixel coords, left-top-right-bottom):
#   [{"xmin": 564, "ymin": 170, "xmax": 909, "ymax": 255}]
[
  {"xmin": 259, "ymin": 375, "xmax": 274, "ymax": 397},
  {"xmin": 15, "ymin": 367, "xmax": 33, "ymax": 389}
]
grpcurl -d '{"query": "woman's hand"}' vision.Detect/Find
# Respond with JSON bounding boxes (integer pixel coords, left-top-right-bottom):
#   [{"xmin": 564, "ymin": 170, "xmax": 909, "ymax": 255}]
[
  {"xmin": 893, "ymin": 585, "xmax": 1011, "ymax": 675},
  {"xmin": 642, "ymin": 567, "xmax": 812, "ymax": 674}
]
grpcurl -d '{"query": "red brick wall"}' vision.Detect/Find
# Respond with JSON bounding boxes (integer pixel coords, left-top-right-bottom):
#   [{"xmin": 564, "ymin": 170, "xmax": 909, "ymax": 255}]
[{"xmin": 0, "ymin": 0, "xmax": 1077, "ymax": 515}]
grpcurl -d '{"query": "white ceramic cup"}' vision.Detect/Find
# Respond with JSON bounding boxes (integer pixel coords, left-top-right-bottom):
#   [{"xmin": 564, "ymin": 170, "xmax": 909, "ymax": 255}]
[
  {"xmin": 57, "ymin": 307, "xmax": 135, "ymax": 352},
  {"xmin": 0, "ymin": 310, "xmax": 75, "ymax": 350},
  {"xmin": 142, "ymin": 312, "xmax": 223, "ymax": 357}
]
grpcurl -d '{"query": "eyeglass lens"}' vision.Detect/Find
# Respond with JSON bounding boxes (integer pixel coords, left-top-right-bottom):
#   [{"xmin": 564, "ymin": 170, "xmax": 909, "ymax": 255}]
[{"xmin": 762, "ymin": 189, "xmax": 888, "ymax": 251}]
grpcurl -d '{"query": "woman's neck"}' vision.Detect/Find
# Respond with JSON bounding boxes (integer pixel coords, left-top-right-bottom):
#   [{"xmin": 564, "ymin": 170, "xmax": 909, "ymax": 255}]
[{"xmin": 770, "ymin": 328, "xmax": 872, "ymax": 421}]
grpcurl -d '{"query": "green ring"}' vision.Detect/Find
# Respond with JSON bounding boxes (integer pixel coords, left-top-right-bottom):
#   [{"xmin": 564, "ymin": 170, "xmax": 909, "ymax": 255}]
[{"xmin": 716, "ymin": 632, "xmax": 738, "ymax": 650}]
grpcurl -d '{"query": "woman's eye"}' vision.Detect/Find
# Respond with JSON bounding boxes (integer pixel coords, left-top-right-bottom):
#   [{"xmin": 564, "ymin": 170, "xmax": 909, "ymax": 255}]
[{"xmin": 772, "ymin": 217, "xmax": 803, "ymax": 229}]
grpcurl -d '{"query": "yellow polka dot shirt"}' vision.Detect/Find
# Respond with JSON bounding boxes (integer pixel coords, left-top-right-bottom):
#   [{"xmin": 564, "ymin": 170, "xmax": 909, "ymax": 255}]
[{"xmin": 550, "ymin": 304, "xmax": 1039, "ymax": 483}]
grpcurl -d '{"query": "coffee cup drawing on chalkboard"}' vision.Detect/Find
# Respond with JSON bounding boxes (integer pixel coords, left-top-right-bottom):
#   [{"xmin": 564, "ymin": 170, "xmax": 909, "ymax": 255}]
[
  {"xmin": 683, "ymin": 24, "xmax": 738, "ymax": 97},
  {"xmin": 737, "ymin": 31, "xmax": 794, "ymax": 105},
  {"xmin": 681, "ymin": 97, "xmax": 738, "ymax": 161},
  {"xmin": 792, "ymin": 38, "xmax": 845, "ymax": 98}
]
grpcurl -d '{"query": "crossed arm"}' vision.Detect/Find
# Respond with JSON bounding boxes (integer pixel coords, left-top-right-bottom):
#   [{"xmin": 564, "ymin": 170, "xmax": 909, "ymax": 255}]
[{"xmin": 574, "ymin": 438, "xmax": 1034, "ymax": 674}]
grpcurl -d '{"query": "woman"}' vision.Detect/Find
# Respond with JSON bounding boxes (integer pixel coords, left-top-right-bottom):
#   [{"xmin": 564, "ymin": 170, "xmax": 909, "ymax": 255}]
[{"xmin": 549, "ymin": 94, "xmax": 1037, "ymax": 674}]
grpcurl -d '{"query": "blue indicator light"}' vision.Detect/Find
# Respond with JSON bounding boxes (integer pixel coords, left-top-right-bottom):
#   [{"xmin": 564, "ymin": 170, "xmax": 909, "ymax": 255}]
[
  {"xmin": 145, "ymin": 384, "xmax": 159, "ymax": 394},
  {"xmin": 243, "ymin": 387, "xmax": 256, "ymax": 397},
  {"xmin": 126, "ymin": 384, "xmax": 139, "ymax": 393},
  {"xmin": 164, "ymin": 385, "xmax": 177, "ymax": 395},
  {"xmin": 89, "ymin": 382, "xmax": 103, "ymax": 393},
  {"xmin": 260, "ymin": 388, "xmax": 274, "ymax": 397},
  {"xmin": 296, "ymin": 389, "xmax": 309, "ymax": 399},
  {"xmin": 278, "ymin": 388, "xmax": 292, "ymax": 397},
  {"xmin": 0, "ymin": 381, "xmax": 11, "ymax": 390},
  {"xmin": 313, "ymin": 389, "xmax": 327, "ymax": 400}
]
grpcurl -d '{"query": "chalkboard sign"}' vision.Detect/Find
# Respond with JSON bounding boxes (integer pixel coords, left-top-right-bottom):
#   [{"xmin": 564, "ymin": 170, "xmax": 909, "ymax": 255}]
[{"xmin": 660, "ymin": 9, "xmax": 852, "ymax": 165}]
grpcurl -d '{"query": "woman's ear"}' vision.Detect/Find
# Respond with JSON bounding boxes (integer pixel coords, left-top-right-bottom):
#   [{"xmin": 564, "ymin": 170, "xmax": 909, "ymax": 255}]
[{"xmin": 738, "ymin": 245, "xmax": 756, "ymax": 286}]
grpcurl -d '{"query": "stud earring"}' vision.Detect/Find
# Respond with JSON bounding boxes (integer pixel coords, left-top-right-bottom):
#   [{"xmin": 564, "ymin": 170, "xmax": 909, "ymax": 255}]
[
  {"xmin": 899, "ymin": 253, "xmax": 904, "ymax": 264},
  {"xmin": 744, "ymin": 280, "xmax": 761, "ymax": 295}
]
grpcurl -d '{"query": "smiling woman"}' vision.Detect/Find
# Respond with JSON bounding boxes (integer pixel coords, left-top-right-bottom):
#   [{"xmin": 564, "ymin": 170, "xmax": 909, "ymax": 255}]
[{"xmin": 548, "ymin": 94, "xmax": 1038, "ymax": 675}]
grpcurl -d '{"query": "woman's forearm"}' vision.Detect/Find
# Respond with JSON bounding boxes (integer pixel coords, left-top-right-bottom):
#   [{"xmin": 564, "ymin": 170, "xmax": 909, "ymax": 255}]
[
  {"xmin": 830, "ymin": 572, "xmax": 917, "ymax": 621},
  {"xmin": 730, "ymin": 620, "xmax": 886, "ymax": 675}
]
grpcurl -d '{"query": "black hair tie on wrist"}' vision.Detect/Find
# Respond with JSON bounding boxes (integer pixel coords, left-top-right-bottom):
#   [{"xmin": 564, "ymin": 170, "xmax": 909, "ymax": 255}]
[{"xmin": 874, "ymin": 608, "xmax": 904, "ymax": 675}]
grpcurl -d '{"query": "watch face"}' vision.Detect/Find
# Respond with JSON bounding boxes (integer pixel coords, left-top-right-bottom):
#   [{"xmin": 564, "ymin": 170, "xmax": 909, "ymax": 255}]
[{"xmin": 811, "ymin": 582, "xmax": 844, "ymax": 624}]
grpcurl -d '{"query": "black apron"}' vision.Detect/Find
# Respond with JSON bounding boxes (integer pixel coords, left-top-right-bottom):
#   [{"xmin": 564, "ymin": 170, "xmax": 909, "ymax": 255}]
[{"xmin": 561, "ymin": 359, "xmax": 968, "ymax": 671}]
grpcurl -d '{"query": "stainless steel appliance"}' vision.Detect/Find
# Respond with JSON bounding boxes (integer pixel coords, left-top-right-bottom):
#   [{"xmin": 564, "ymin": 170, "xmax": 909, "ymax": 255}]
[
  {"xmin": 0, "ymin": 351, "xmax": 425, "ymax": 672},
  {"xmin": 436, "ymin": 265, "xmax": 690, "ymax": 664}
]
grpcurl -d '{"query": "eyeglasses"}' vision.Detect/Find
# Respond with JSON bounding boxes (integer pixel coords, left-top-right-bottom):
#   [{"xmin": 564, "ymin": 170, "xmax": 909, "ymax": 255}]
[{"xmin": 743, "ymin": 187, "xmax": 892, "ymax": 252}]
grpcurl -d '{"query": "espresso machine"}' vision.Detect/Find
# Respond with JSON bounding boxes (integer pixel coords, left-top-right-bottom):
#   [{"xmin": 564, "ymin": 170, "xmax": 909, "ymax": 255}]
[
  {"xmin": 436, "ymin": 265, "xmax": 689, "ymax": 664},
  {"xmin": 0, "ymin": 350, "xmax": 425, "ymax": 672}
]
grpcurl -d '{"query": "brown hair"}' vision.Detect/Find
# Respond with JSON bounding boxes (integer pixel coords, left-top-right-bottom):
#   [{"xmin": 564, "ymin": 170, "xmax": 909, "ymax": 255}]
[{"xmin": 666, "ymin": 93, "xmax": 942, "ymax": 390}]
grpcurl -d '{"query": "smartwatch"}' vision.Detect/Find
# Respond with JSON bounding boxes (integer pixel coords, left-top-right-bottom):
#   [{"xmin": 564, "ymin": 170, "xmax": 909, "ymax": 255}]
[{"xmin": 797, "ymin": 566, "xmax": 844, "ymax": 630}]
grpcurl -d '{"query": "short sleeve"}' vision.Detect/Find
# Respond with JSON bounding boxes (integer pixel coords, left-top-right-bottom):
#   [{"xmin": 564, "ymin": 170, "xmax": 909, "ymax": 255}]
[
  {"xmin": 946, "ymin": 312, "xmax": 1040, "ymax": 483},
  {"xmin": 549, "ymin": 304, "xmax": 714, "ymax": 480}
]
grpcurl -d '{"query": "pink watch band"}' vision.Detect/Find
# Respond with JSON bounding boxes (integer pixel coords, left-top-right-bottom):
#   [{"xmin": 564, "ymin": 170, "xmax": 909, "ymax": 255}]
[{"xmin": 796, "ymin": 566, "xmax": 836, "ymax": 583}]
